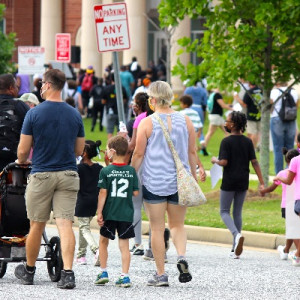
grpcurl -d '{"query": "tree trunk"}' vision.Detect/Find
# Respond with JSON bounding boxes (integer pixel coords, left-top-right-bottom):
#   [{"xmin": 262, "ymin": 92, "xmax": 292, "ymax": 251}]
[
  {"xmin": 260, "ymin": 25, "xmax": 273, "ymax": 186},
  {"xmin": 259, "ymin": 89, "xmax": 271, "ymax": 185}
]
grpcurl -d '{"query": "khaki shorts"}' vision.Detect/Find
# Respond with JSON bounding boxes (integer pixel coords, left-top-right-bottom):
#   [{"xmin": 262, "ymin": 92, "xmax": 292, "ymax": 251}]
[
  {"xmin": 25, "ymin": 170, "xmax": 79, "ymax": 222},
  {"xmin": 247, "ymin": 120, "xmax": 261, "ymax": 135},
  {"xmin": 208, "ymin": 114, "xmax": 224, "ymax": 126}
]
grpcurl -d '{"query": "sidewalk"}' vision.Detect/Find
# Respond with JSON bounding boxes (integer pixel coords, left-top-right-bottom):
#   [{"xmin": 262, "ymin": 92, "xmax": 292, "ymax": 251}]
[{"xmin": 48, "ymin": 217, "xmax": 285, "ymax": 251}]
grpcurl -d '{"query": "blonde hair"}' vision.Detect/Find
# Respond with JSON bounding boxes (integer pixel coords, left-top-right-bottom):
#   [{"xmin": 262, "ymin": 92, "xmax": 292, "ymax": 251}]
[{"xmin": 148, "ymin": 81, "xmax": 173, "ymax": 107}]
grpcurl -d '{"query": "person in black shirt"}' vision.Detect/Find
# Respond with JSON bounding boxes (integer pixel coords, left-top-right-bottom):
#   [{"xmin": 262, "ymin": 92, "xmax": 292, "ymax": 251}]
[
  {"xmin": 90, "ymin": 78, "xmax": 105, "ymax": 132},
  {"xmin": 0, "ymin": 74, "xmax": 29, "ymax": 170},
  {"xmin": 75, "ymin": 140, "xmax": 103, "ymax": 266},
  {"xmin": 211, "ymin": 111, "xmax": 264, "ymax": 258},
  {"xmin": 235, "ymin": 83, "xmax": 262, "ymax": 149}
]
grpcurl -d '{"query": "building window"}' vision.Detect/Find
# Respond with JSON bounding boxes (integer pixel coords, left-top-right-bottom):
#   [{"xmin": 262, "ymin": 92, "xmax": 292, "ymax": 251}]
[
  {"xmin": 147, "ymin": 18, "xmax": 167, "ymax": 66},
  {"xmin": 190, "ymin": 17, "xmax": 206, "ymax": 65},
  {"xmin": 0, "ymin": 18, "xmax": 5, "ymax": 34}
]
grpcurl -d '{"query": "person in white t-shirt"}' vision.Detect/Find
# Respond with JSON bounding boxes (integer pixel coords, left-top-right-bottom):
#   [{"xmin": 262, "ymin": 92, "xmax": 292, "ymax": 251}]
[{"xmin": 270, "ymin": 82, "xmax": 299, "ymax": 174}]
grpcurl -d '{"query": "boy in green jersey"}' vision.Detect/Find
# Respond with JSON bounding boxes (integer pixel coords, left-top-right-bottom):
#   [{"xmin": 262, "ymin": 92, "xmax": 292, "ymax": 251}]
[{"xmin": 94, "ymin": 136, "xmax": 139, "ymax": 288}]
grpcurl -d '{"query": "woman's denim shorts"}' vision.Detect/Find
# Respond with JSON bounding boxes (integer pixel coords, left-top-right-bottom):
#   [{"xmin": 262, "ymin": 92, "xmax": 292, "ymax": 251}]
[{"xmin": 142, "ymin": 185, "xmax": 178, "ymax": 205}]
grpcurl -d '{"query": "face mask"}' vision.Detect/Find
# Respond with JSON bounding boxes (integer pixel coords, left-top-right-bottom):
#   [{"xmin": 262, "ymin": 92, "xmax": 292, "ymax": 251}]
[
  {"xmin": 224, "ymin": 126, "xmax": 231, "ymax": 133},
  {"xmin": 107, "ymin": 148, "xmax": 116, "ymax": 161},
  {"xmin": 40, "ymin": 84, "xmax": 48, "ymax": 99},
  {"xmin": 148, "ymin": 98, "xmax": 155, "ymax": 111}
]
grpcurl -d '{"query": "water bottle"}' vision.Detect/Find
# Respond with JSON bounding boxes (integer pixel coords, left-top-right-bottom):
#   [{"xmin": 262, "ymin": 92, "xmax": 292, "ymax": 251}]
[
  {"xmin": 119, "ymin": 121, "xmax": 127, "ymax": 133},
  {"xmin": 108, "ymin": 107, "xmax": 114, "ymax": 115}
]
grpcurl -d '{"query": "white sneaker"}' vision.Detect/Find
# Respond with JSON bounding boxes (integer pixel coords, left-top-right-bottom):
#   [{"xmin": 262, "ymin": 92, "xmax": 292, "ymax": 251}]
[
  {"xmin": 292, "ymin": 256, "xmax": 300, "ymax": 267},
  {"xmin": 277, "ymin": 245, "xmax": 288, "ymax": 260},
  {"xmin": 288, "ymin": 250, "xmax": 296, "ymax": 260},
  {"xmin": 234, "ymin": 233, "xmax": 244, "ymax": 256},
  {"xmin": 229, "ymin": 251, "xmax": 240, "ymax": 259}
]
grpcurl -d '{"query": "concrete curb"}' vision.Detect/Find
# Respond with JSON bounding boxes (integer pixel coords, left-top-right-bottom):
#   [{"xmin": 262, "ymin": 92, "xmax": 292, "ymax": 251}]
[{"xmin": 48, "ymin": 216, "xmax": 285, "ymax": 250}]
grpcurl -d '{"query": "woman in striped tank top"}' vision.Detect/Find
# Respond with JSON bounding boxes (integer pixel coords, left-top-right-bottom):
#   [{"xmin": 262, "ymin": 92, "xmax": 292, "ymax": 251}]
[{"xmin": 131, "ymin": 81, "xmax": 203, "ymax": 287}]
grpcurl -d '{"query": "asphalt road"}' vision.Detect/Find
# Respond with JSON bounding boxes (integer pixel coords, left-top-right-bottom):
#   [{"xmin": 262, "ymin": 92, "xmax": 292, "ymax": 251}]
[{"xmin": 0, "ymin": 226, "xmax": 299, "ymax": 300}]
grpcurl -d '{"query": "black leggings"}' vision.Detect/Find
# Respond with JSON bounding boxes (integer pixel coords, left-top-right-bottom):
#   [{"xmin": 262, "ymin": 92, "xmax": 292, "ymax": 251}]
[{"xmin": 91, "ymin": 100, "xmax": 104, "ymax": 130}]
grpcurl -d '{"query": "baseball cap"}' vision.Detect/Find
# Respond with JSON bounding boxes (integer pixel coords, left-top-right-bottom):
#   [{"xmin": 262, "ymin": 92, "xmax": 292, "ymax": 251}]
[
  {"xmin": 20, "ymin": 93, "xmax": 39, "ymax": 106},
  {"xmin": 86, "ymin": 65, "xmax": 94, "ymax": 74}
]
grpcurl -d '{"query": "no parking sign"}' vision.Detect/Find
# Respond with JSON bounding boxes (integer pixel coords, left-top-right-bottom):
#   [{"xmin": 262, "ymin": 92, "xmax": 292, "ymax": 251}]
[{"xmin": 94, "ymin": 2, "xmax": 130, "ymax": 52}]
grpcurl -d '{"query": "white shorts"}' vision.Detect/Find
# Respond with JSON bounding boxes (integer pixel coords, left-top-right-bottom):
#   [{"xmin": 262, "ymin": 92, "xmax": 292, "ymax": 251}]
[
  {"xmin": 247, "ymin": 120, "xmax": 261, "ymax": 135},
  {"xmin": 208, "ymin": 114, "xmax": 224, "ymax": 126}
]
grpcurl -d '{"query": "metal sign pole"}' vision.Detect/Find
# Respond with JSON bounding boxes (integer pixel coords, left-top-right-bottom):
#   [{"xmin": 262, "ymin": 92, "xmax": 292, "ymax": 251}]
[{"xmin": 112, "ymin": 51, "xmax": 125, "ymax": 123}]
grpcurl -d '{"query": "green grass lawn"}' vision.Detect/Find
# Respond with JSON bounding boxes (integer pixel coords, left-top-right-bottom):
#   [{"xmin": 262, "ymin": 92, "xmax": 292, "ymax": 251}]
[
  {"xmin": 140, "ymin": 179, "xmax": 284, "ymax": 234},
  {"xmin": 82, "ymin": 109, "xmax": 300, "ymax": 235}
]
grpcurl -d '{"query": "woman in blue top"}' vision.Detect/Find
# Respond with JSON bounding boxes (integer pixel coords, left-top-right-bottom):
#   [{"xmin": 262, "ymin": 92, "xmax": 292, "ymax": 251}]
[{"xmin": 131, "ymin": 81, "xmax": 205, "ymax": 287}]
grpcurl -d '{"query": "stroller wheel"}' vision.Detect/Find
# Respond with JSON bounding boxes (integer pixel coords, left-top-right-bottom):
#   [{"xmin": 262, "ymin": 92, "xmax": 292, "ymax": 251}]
[
  {"xmin": 0, "ymin": 261, "xmax": 7, "ymax": 278},
  {"xmin": 47, "ymin": 236, "xmax": 63, "ymax": 282}
]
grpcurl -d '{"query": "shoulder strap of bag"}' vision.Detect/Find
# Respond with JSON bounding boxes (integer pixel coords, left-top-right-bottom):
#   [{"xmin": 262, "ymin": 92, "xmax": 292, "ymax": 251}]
[
  {"xmin": 273, "ymin": 88, "xmax": 284, "ymax": 116},
  {"xmin": 71, "ymin": 89, "xmax": 77, "ymax": 97},
  {"xmin": 153, "ymin": 113, "xmax": 182, "ymax": 165}
]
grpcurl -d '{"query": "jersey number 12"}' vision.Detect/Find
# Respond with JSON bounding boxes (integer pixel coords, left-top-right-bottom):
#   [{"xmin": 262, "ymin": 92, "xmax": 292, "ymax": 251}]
[{"xmin": 111, "ymin": 178, "xmax": 129, "ymax": 198}]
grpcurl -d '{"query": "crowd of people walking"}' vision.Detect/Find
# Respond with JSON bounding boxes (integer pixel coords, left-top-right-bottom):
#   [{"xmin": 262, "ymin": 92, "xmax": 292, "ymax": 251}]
[{"xmin": 0, "ymin": 58, "xmax": 299, "ymax": 290}]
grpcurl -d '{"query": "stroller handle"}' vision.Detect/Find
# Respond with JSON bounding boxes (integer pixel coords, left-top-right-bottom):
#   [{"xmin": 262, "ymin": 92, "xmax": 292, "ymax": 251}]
[{"xmin": 3, "ymin": 162, "xmax": 32, "ymax": 172}]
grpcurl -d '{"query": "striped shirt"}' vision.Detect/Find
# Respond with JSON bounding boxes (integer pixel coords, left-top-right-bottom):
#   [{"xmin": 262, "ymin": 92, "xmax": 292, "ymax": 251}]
[
  {"xmin": 180, "ymin": 108, "xmax": 203, "ymax": 131},
  {"xmin": 142, "ymin": 112, "xmax": 190, "ymax": 196}
]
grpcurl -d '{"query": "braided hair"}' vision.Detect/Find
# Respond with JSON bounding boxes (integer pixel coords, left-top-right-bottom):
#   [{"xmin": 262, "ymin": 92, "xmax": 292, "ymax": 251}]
[
  {"xmin": 282, "ymin": 147, "xmax": 299, "ymax": 164},
  {"xmin": 84, "ymin": 140, "xmax": 101, "ymax": 159},
  {"xmin": 230, "ymin": 111, "xmax": 247, "ymax": 133}
]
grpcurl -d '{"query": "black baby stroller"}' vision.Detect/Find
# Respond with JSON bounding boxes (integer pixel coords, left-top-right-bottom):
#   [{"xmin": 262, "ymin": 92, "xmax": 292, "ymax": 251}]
[{"xmin": 0, "ymin": 163, "xmax": 63, "ymax": 281}]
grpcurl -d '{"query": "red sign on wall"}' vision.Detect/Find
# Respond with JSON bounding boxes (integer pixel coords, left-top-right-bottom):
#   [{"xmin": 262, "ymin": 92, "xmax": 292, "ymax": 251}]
[{"xmin": 55, "ymin": 33, "xmax": 71, "ymax": 63}]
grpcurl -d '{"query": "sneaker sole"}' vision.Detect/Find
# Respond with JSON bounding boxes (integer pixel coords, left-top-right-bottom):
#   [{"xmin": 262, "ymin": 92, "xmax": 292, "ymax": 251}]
[
  {"xmin": 15, "ymin": 275, "xmax": 33, "ymax": 285},
  {"xmin": 57, "ymin": 282, "xmax": 76, "ymax": 289},
  {"xmin": 147, "ymin": 282, "xmax": 169, "ymax": 287},
  {"xmin": 116, "ymin": 283, "xmax": 131, "ymax": 288},
  {"xmin": 94, "ymin": 279, "xmax": 109, "ymax": 285},
  {"xmin": 177, "ymin": 260, "xmax": 192, "ymax": 283},
  {"xmin": 143, "ymin": 255, "xmax": 155, "ymax": 261},
  {"xmin": 14, "ymin": 270, "xmax": 34, "ymax": 285},
  {"xmin": 133, "ymin": 249, "xmax": 144, "ymax": 256},
  {"xmin": 234, "ymin": 236, "xmax": 244, "ymax": 256}
]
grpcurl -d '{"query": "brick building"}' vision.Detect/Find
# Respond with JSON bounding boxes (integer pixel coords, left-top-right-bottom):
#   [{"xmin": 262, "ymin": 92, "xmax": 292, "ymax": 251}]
[{"xmin": 0, "ymin": 0, "xmax": 207, "ymax": 93}]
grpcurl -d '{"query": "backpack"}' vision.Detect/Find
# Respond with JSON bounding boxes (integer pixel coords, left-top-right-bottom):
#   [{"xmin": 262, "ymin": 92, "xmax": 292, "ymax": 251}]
[
  {"xmin": 81, "ymin": 74, "xmax": 94, "ymax": 92},
  {"xmin": 0, "ymin": 99, "xmax": 22, "ymax": 158},
  {"xmin": 207, "ymin": 92, "xmax": 215, "ymax": 113},
  {"xmin": 277, "ymin": 88, "xmax": 297, "ymax": 122}
]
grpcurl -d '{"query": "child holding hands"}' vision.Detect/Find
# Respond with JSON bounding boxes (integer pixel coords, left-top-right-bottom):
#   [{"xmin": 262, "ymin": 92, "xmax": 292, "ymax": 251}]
[
  {"xmin": 95, "ymin": 136, "xmax": 139, "ymax": 287},
  {"xmin": 260, "ymin": 148, "xmax": 300, "ymax": 260},
  {"xmin": 75, "ymin": 140, "xmax": 102, "ymax": 265},
  {"xmin": 274, "ymin": 138, "xmax": 300, "ymax": 266}
]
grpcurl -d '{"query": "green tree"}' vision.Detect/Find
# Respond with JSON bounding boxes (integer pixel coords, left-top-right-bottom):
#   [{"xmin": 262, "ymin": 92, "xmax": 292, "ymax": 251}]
[
  {"xmin": 0, "ymin": 4, "xmax": 16, "ymax": 74},
  {"xmin": 159, "ymin": 0, "xmax": 300, "ymax": 184}
]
